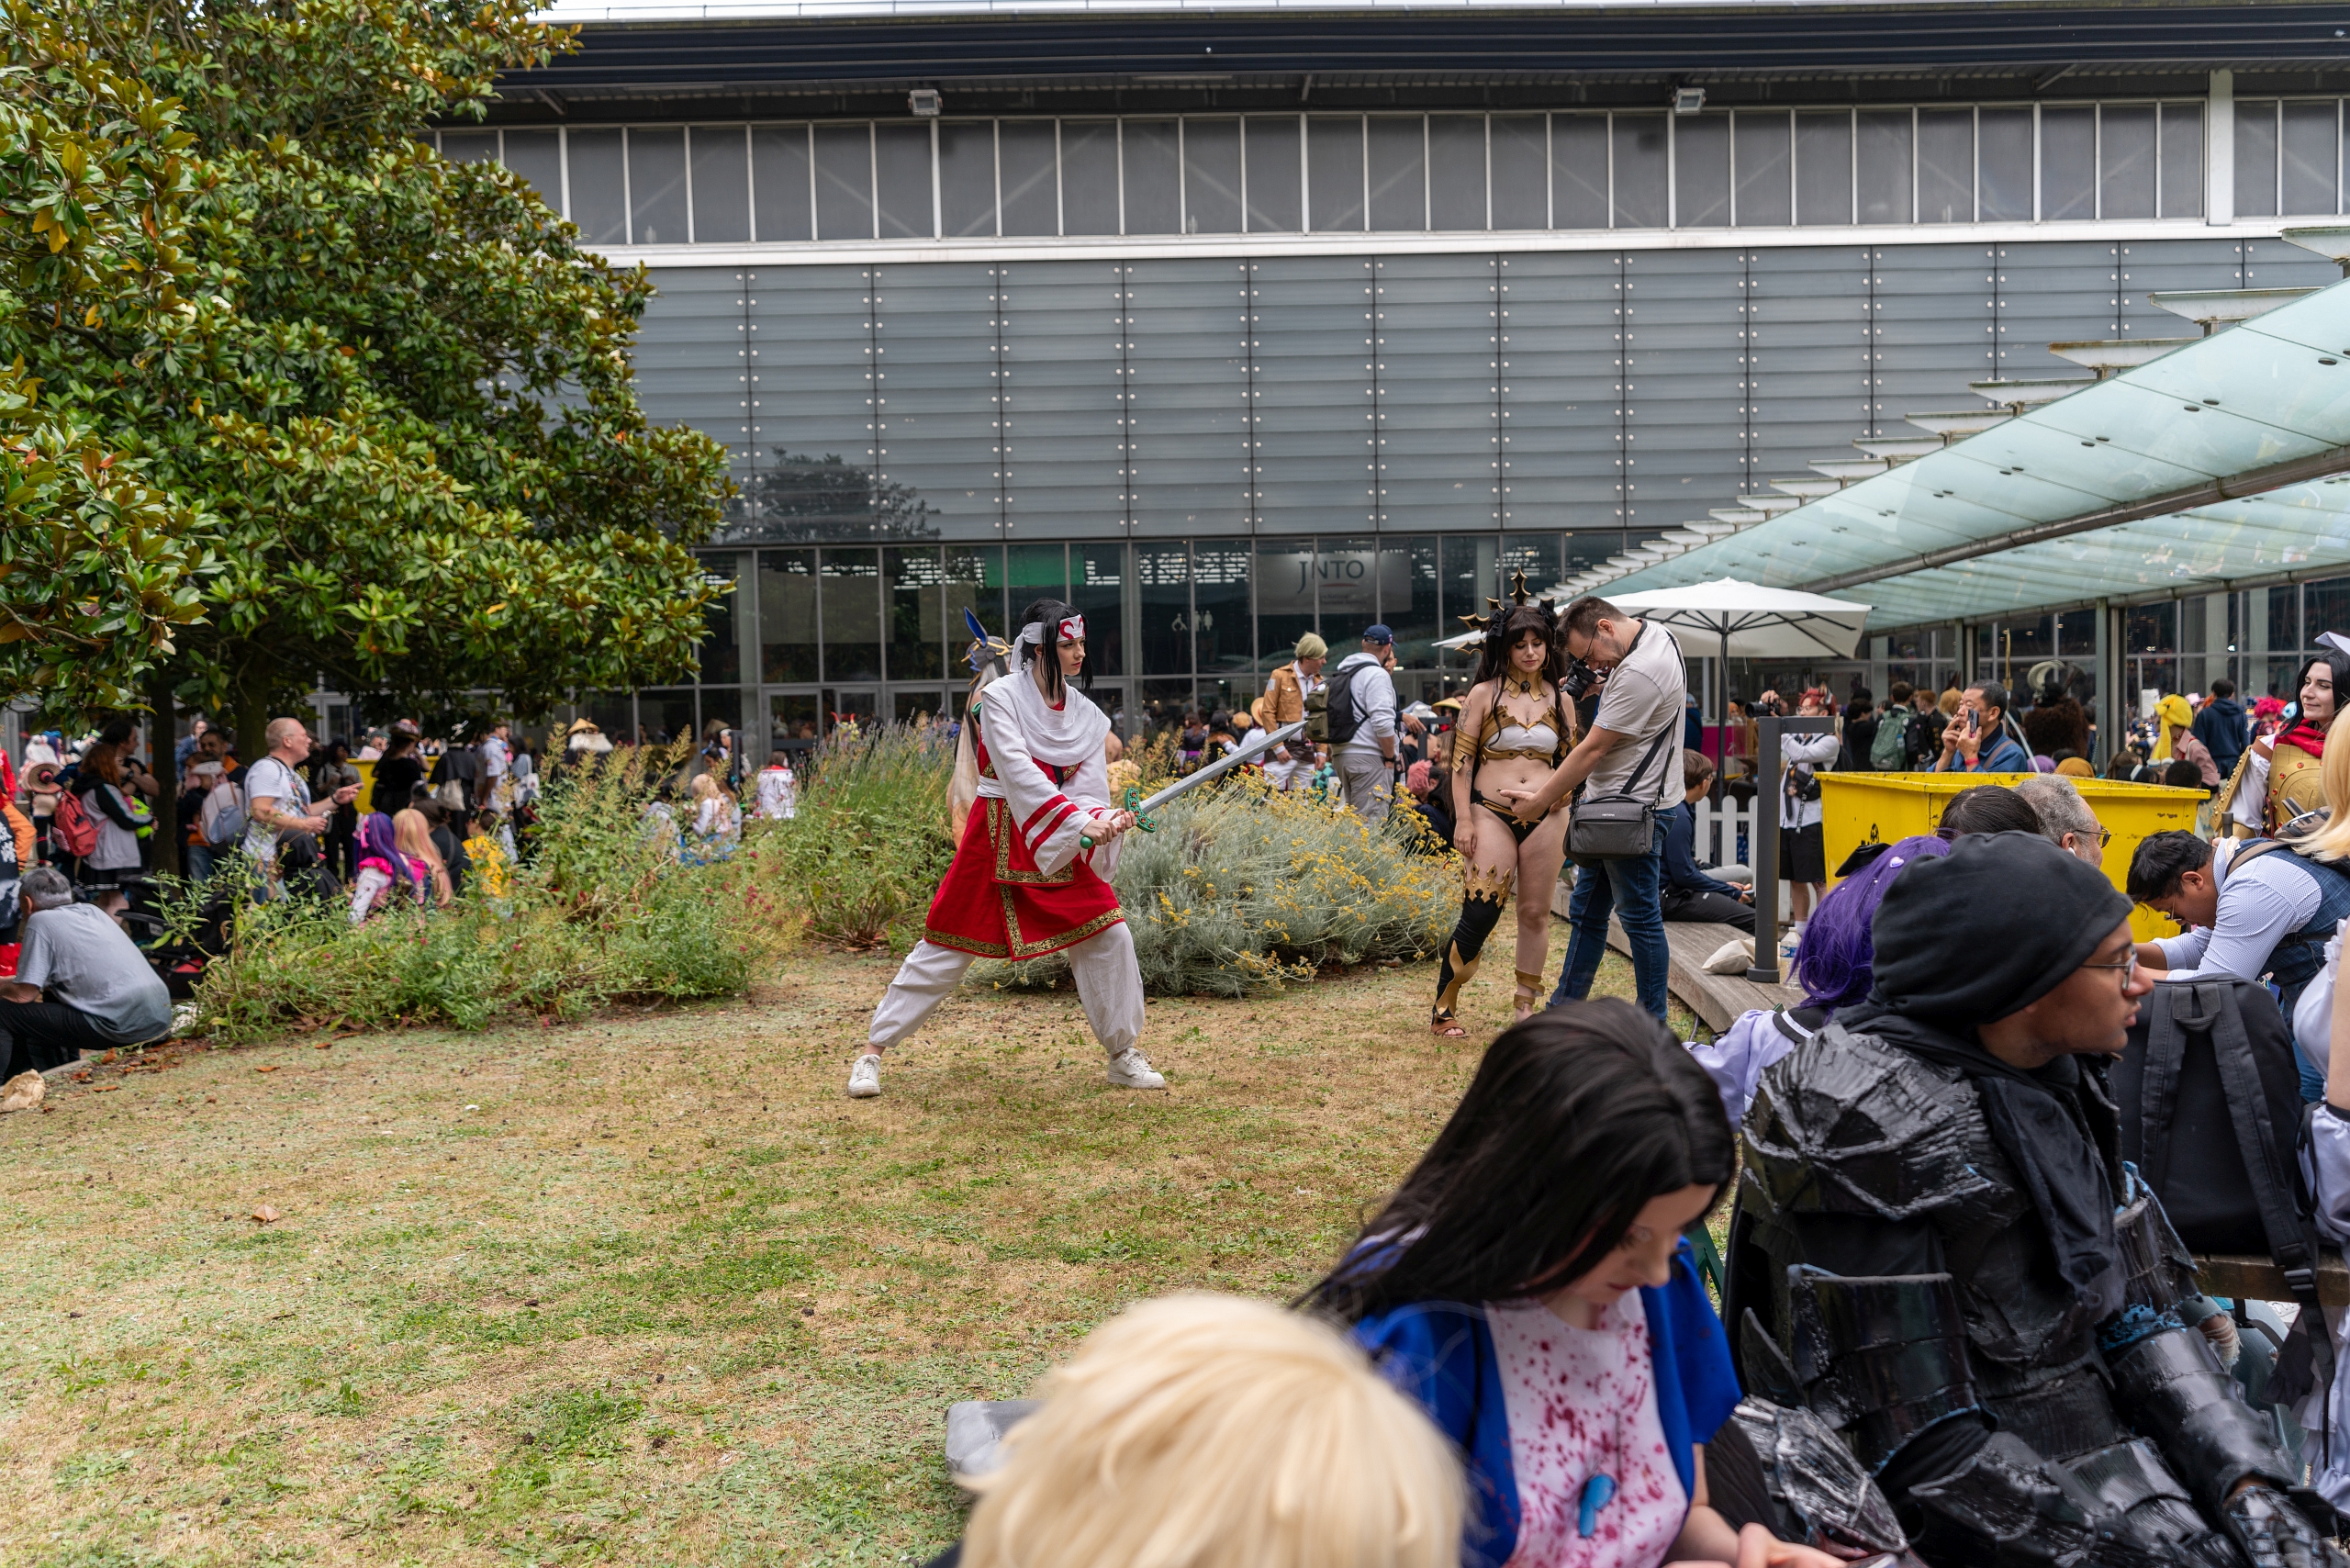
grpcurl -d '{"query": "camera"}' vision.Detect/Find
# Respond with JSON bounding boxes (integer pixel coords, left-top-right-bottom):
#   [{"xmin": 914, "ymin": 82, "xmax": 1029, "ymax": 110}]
[{"xmin": 1561, "ymin": 658, "xmax": 1598, "ymax": 701}]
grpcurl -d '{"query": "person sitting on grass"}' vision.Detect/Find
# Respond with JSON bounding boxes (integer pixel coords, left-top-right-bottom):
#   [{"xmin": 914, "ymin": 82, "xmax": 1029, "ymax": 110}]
[
  {"xmin": 938, "ymin": 1293, "xmax": 1463, "ymax": 1568},
  {"xmin": 1306, "ymin": 1002, "xmax": 1849, "ymax": 1568},
  {"xmin": 0, "ymin": 866, "xmax": 173, "ymax": 1079}
]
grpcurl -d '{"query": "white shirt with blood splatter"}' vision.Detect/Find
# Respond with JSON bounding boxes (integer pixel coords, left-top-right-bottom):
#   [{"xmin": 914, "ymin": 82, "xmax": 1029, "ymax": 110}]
[{"xmin": 1487, "ymin": 1296, "xmax": 1685, "ymax": 1568}]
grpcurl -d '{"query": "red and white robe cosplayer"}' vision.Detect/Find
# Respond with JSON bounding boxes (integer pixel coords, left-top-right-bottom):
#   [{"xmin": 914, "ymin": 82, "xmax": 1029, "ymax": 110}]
[{"xmin": 857, "ymin": 659, "xmax": 1151, "ymax": 1093}]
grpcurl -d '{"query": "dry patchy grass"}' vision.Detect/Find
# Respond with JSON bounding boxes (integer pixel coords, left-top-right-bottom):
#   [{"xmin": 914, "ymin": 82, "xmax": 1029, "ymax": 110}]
[{"xmin": 0, "ymin": 932, "xmax": 1662, "ymax": 1566}]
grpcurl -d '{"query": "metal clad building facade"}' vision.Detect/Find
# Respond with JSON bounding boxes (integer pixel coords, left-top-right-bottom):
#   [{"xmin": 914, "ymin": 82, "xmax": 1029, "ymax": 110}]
[{"xmin": 461, "ymin": 4, "xmax": 2350, "ymax": 743}]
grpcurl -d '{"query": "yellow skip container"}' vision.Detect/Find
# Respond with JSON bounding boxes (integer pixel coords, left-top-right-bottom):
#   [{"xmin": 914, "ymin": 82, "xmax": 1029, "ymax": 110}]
[{"xmin": 1819, "ymin": 772, "xmax": 2208, "ymax": 942}]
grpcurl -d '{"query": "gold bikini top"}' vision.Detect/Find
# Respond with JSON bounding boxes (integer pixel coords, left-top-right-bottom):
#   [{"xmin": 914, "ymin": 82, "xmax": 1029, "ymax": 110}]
[{"xmin": 1471, "ymin": 677, "xmax": 1572, "ymax": 766}]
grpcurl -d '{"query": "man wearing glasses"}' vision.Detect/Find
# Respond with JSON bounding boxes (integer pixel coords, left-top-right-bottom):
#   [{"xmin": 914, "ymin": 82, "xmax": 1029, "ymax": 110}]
[
  {"xmin": 1729, "ymin": 831, "xmax": 2343, "ymax": 1568},
  {"xmin": 2013, "ymin": 774, "xmax": 2113, "ymax": 869},
  {"xmin": 2127, "ymin": 828, "xmax": 2350, "ymax": 1034}
]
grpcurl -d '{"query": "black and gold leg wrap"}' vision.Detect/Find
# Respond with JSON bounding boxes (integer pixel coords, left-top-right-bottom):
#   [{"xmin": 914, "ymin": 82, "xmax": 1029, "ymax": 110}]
[{"xmin": 1433, "ymin": 883, "xmax": 1511, "ymax": 1015}]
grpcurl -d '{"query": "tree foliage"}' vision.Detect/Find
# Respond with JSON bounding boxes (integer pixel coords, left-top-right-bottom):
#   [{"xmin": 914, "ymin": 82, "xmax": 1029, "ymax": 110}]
[{"xmin": 2, "ymin": 0, "xmax": 732, "ymax": 745}]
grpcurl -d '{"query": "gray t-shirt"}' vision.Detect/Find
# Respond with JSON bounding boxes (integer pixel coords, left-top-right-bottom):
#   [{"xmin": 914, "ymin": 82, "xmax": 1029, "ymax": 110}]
[
  {"xmin": 243, "ymin": 755, "xmax": 309, "ymax": 860},
  {"xmin": 17, "ymin": 903, "xmax": 173, "ymax": 1044},
  {"xmin": 1585, "ymin": 620, "xmax": 1687, "ymax": 807}
]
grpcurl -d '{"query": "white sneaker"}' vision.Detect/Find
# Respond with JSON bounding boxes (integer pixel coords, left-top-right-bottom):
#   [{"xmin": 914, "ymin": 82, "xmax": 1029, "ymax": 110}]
[
  {"xmin": 1105, "ymin": 1048, "xmax": 1166, "ymax": 1090},
  {"xmin": 846, "ymin": 1054, "xmax": 882, "ymax": 1098}
]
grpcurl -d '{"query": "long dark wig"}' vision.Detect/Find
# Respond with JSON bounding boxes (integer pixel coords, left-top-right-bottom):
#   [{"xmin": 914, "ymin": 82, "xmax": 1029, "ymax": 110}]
[
  {"xmin": 2293, "ymin": 649, "xmax": 2350, "ymax": 730},
  {"xmin": 1303, "ymin": 999, "xmax": 1736, "ymax": 1323},
  {"xmin": 1472, "ymin": 603, "xmax": 1568, "ymax": 690},
  {"xmin": 1017, "ymin": 598, "xmax": 1091, "ymax": 704}
]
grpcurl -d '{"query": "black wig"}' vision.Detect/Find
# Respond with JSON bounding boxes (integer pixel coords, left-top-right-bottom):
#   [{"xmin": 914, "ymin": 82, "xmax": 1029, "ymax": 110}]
[
  {"xmin": 1016, "ymin": 598, "xmax": 1091, "ymax": 704},
  {"xmin": 2294, "ymin": 648, "xmax": 2350, "ymax": 727},
  {"xmin": 1303, "ymin": 999, "xmax": 1735, "ymax": 1323},
  {"xmin": 1472, "ymin": 602, "xmax": 1568, "ymax": 689}
]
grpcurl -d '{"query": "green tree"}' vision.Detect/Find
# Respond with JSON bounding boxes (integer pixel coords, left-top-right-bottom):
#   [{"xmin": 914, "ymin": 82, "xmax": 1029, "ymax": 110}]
[
  {"xmin": 6, "ymin": 0, "xmax": 731, "ymax": 786},
  {"xmin": 0, "ymin": 6, "xmax": 213, "ymax": 715}
]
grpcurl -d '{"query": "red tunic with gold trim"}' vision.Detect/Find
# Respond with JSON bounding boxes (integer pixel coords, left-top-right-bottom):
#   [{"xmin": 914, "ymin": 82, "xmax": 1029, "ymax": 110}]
[{"xmin": 924, "ymin": 669, "xmax": 1123, "ymax": 960}]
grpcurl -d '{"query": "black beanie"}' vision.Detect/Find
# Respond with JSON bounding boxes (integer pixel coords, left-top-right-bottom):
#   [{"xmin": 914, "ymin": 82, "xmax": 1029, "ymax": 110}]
[{"xmin": 1868, "ymin": 830, "xmax": 2134, "ymax": 1024}]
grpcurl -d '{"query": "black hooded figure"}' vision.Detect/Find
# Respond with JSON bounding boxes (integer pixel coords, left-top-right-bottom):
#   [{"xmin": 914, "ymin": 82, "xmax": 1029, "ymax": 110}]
[{"xmin": 1727, "ymin": 831, "xmax": 2346, "ymax": 1568}]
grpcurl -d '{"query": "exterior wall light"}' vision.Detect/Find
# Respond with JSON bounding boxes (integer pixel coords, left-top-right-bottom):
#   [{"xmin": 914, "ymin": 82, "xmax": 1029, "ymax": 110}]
[
  {"xmin": 1672, "ymin": 87, "xmax": 1706, "ymax": 115},
  {"xmin": 909, "ymin": 89, "xmax": 943, "ymax": 117}
]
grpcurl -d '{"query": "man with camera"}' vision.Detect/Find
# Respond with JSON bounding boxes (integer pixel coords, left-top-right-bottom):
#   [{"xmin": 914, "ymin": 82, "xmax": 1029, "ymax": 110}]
[
  {"xmin": 1503, "ymin": 595, "xmax": 1687, "ymax": 1021},
  {"xmin": 1932, "ymin": 682, "xmax": 2031, "ymax": 774}
]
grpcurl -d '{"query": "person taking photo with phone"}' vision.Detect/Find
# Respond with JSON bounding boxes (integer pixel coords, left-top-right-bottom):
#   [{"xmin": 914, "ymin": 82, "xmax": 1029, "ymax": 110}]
[{"xmin": 1930, "ymin": 682, "xmax": 2030, "ymax": 774}]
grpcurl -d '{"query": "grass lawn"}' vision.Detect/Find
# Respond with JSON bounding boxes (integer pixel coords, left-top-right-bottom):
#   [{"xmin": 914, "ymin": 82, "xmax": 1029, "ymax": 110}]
[{"xmin": 1, "ymin": 934, "xmax": 1668, "ymax": 1566}]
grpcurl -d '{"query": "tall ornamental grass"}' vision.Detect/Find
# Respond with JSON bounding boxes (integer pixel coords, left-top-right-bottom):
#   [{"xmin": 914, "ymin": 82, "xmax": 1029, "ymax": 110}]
[
  {"xmin": 978, "ymin": 778, "xmax": 1457, "ymax": 997},
  {"xmin": 751, "ymin": 723, "xmax": 957, "ymax": 948},
  {"xmin": 188, "ymin": 745, "xmax": 794, "ymax": 1041}
]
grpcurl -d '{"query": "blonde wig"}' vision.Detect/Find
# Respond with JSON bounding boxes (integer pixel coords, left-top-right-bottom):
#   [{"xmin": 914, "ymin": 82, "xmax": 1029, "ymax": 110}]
[
  {"xmin": 2296, "ymin": 708, "xmax": 2350, "ymax": 861},
  {"xmin": 962, "ymin": 1293, "xmax": 1461, "ymax": 1568}
]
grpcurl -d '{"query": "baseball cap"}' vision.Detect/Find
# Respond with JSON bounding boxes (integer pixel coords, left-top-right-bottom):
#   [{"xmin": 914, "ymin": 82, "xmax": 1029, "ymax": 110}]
[{"xmin": 1362, "ymin": 624, "xmax": 1394, "ymax": 645}]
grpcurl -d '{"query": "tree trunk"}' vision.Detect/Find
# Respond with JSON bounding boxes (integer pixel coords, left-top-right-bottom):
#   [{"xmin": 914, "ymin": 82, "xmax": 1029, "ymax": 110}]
[
  {"xmin": 232, "ymin": 667, "xmax": 270, "ymax": 768},
  {"xmin": 148, "ymin": 666, "xmax": 181, "ymax": 878}
]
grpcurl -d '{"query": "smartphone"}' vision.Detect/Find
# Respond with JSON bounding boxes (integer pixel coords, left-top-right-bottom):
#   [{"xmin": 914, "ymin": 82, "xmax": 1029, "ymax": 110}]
[{"xmin": 1967, "ymin": 709, "xmax": 1980, "ymax": 735}]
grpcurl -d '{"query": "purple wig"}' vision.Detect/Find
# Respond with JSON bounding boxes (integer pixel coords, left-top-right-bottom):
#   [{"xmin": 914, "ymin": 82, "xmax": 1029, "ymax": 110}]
[
  {"xmin": 1793, "ymin": 834, "xmax": 1951, "ymax": 1013},
  {"xmin": 355, "ymin": 812, "xmax": 420, "ymax": 896}
]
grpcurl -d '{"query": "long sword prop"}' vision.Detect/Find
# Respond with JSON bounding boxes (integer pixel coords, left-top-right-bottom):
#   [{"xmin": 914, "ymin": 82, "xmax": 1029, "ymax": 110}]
[{"xmin": 1120, "ymin": 719, "xmax": 1309, "ymax": 833}]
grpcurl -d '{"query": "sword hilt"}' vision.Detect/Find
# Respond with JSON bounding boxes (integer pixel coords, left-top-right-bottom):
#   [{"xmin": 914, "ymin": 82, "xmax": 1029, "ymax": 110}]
[{"xmin": 1123, "ymin": 785, "xmax": 1158, "ymax": 833}]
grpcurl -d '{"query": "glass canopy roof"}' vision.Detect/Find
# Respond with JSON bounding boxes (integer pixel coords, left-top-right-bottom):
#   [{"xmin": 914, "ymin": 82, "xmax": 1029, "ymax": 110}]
[{"xmin": 1606, "ymin": 276, "xmax": 2350, "ymax": 629}]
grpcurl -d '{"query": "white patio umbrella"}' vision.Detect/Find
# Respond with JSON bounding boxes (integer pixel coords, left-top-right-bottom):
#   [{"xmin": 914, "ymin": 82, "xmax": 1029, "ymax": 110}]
[{"xmin": 1610, "ymin": 578, "xmax": 1871, "ymax": 768}]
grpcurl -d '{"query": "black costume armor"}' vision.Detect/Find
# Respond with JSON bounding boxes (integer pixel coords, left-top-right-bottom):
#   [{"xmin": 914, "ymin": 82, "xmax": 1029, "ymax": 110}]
[{"xmin": 1730, "ymin": 1018, "xmax": 2344, "ymax": 1568}]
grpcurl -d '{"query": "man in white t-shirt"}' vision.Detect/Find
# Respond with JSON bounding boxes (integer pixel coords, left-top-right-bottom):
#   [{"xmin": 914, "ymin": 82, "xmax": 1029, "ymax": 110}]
[
  {"xmin": 479, "ymin": 722, "xmax": 512, "ymax": 807},
  {"xmin": 755, "ymin": 751, "xmax": 799, "ymax": 820},
  {"xmin": 1505, "ymin": 595, "xmax": 1687, "ymax": 1021},
  {"xmin": 245, "ymin": 716, "xmax": 357, "ymax": 897}
]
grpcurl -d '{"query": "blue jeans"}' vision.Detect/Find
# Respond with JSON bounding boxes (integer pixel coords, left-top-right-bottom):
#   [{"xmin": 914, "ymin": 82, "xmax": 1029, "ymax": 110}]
[{"xmin": 1553, "ymin": 823, "xmax": 1670, "ymax": 1021}]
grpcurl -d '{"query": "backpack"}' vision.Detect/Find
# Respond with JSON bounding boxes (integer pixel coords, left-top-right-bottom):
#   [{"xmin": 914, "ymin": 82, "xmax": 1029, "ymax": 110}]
[
  {"xmin": 2113, "ymin": 977, "xmax": 2334, "ymax": 1402},
  {"xmin": 1313, "ymin": 662, "xmax": 1368, "ymax": 746},
  {"xmin": 50, "ymin": 788, "xmax": 97, "ymax": 859},
  {"xmin": 1869, "ymin": 709, "xmax": 1913, "ymax": 771},
  {"xmin": 204, "ymin": 778, "xmax": 248, "ymax": 849}
]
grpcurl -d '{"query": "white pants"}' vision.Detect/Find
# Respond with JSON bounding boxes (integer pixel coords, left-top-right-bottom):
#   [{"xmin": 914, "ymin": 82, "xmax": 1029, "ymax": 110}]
[
  {"xmin": 1337, "ymin": 746, "xmax": 1394, "ymax": 821},
  {"xmin": 867, "ymin": 924, "xmax": 1145, "ymax": 1058},
  {"xmin": 1264, "ymin": 753, "xmax": 1309, "ymax": 792}
]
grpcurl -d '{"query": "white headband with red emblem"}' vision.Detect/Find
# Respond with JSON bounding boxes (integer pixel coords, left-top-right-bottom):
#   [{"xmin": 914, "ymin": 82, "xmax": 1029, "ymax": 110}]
[{"xmin": 1017, "ymin": 614, "xmax": 1085, "ymax": 652}]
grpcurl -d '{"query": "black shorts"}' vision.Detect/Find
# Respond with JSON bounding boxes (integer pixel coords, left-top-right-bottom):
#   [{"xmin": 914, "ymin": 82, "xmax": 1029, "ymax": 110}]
[{"xmin": 1780, "ymin": 823, "xmax": 1827, "ymax": 883}]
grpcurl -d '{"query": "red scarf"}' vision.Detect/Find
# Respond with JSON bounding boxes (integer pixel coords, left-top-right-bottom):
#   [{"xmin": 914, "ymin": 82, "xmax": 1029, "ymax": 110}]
[{"xmin": 2279, "ymin": 720, "xmax": 2329, "ymax": 762}]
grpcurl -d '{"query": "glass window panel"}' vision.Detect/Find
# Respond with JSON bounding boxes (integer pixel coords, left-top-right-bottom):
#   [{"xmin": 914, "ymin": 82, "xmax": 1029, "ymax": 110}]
[
  {"xmin": 2270, "ymin": 583, "xmax": 2300, "ymax": 652},
  {"xmin": 769, "ymin": 692, "xmax": 821, "ymax": 750},
  {"xmin": 1072, "ymin": 543, "xmax": 1125, "ymax": 678},
  {"xmin": 2235, "ymin": 101, "xmax": 2279, "ymax": 218},
  {"xmin": 1317, "ymin": 536, "xmax": 1378, "ymax": 632},
  {"xmin": 565, "ymin": 129, "xmax": 627, "ymax": 244},
  {"xmin": 1491, "ymin": 115, "xmax": 1549, "ymax": 230},
  {"xmin": 874, "ymin": 123, "xmax": 934, "ymax": 239},
  {"xmin": 500, "ymin": 129, "xmax": 563, "ymax": 209},
  {"xmin": 1383, "ymin": 539, "xmax": 1441, "ymax": 667},
  {"xmin": 2039, "ymin": 106, "xmax": 2095, "ymax": 220},
  {"xmin": 944, "ymin": 545, "xmax": 1006, "ymax": 669},
  {"xmin": 1192, "ymin": 543, "xmax": 1252, "ymax": 678},
  {"xmin": 2284, "ymin": 101, "xmax": 2338, "ymax": 216},
  {"xmin": 1368, "ymin": 116, "xmax": 1427, "ymax": 231},
  {"xmin": 1734, "ymin": 112, "xmax": 1791, "ymax": 225},
  {"xmin": 629, "ymin": 128, "xmax": 688, "ymax": 244},
  {"xmin": 688, "ymin": 127, "xmax": 750, "ymax": 243},
  {"xmin": 758, "ymin": 549, "xmax": 819, "ymax": 681},
  {"xmin": 2309, "ymin": 578, "xmax": 2350, "ymax": 645},
  {"xmin": 813, "ymin": 124, "xmax": 874, "ymax": 241},
  {"xmin": 1255, "ymin": 540, "xmax": 1317, "ymax": 662},
  {"xmin": 937, "ymin": 121, "xmax": 997, "ymax": 238},
  {"xmin": 1499, "ymin": 533, "xmax": 1560, "ymax": 597},
  {"xmin": 1242, "ymin": 117, "xmax": 1303, "ymax": 234},
  {"xmin": 641, "ymin": 689, "xmax": 696, "ymax": 746},
  {"xmin": 1977, "ymin": 107, "xmax": 2034, "ymax": 220},
  {"xmin": 1855, "ymin": 111, "xmax": 1912, "ymax": 224},
  {"xmin": 699, "ymin": 553, "xmax": 748, "ymax": 683},
  {"xmin": 751, "ymin": 126, "xmax": 812, "ymax": 243},
  {"xmin": 1124, "ymin": 119, "xmax": 1181, "ymax": 234},
  {"xmin": 1918, "ymin": 108, "xmax": 1973, "ymax": 222},
  {"xmin": 1183, "ymin": 118, "xmax": 1242, "ymax": 234},
  {"xmin": 885, "ymin": 545, "xmax": 944, "ymax": 681},
  {"xmin": 1429, "ymin": 115, "xmax": 1487, "ymax": 230},
  {"xmin": 442, "ymin": 130, "xmax": 497, "ymax": 163},
  {"xmin": 1439, "ymin": 536, "xmax": 1497, "ymax": 667},
  {"xmin": 2127, "ymin": 601, "xmax": 2177, "ymax": 655},
  {"xmin": 992, "ymin": 120, "xmax": 1055, "ymax": 237},
  {"xmin": 2099, "ymin": 106, "xmax": 2156, "ymax": 219},
  {"xmin": 892, "ymin": 689, "xmax": 946, "ymax": 725},
  {"xmin": 1675, "ymin": 115, "xmax": 1730, "ymax": 227},
  {"xmin": 1060, "ymin": 120, "xmax": 1119, "ymax": 236},
  {"xmin": 1308, "ymin": 116, "xmax": 1366, "ymax": 231},
  {"xmin": 1007, "ymin": 543, "xmax": 1067, "ymax": 608},
  {"xmin": 1563, "ymin": 532, "xmax": 1623, "ymax": 581},
  {"xmin": 2161, "ymin": 102, "xmax": 2206, "ymax": 218},
  {"xmin": 1613, "ymin": 114, "xmax": 1668, "ymax": 228},
  {"xmin": 1137, "ymin": 543, "xmax": 1192, "ymax": 674},
  {"xmin": 1554, "ymin": 115, "xmax": 1607, "ymax": 229},
  {"xmin": 819, "ymin": 547, "xmax": 882, "ymax": 680},
  {"xmin": 1795, "ymin": 112, "xmax": 1852, "ymax": 225}
]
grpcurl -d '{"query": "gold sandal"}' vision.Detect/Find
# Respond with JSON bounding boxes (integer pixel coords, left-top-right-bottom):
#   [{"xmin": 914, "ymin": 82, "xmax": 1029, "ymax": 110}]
[
  {"xmin": 1514, "ymin": 969, "xmax": 1544, "ymax": 1020},
  {"xmin": 1430, "ymin": 1008, "xmax": 1469, "ymax": 1039}
]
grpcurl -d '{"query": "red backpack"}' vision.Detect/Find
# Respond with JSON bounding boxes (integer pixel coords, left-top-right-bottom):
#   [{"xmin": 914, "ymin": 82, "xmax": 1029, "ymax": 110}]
[{"xmin": 50, "ymin": 789, "xmax": 98, "ymax": 858}]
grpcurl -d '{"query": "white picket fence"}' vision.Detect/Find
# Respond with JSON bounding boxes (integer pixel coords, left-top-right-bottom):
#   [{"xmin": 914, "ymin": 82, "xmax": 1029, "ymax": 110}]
[{"xmin": 1688, "ymin": 793, "xmax": 1758, "ymax": 877}]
